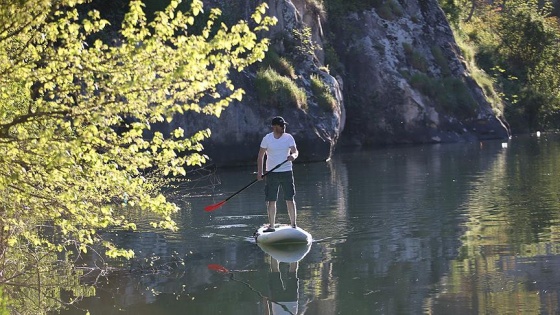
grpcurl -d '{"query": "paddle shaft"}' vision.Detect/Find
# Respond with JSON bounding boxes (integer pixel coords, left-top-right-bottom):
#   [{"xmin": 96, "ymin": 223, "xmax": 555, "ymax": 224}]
[
  {"xmin": 204, "ymin": 159, "xmax": 289, "ymax": 211},
  {"xmin": 223, "ymin": 159, "xmax": 289, "ymax": 203}
]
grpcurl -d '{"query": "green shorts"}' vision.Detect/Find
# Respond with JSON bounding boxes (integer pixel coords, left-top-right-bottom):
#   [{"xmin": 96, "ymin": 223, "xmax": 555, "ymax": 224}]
[{"xmin": 264, "ymin": 171, "xmax": 295, "ymax": 201}]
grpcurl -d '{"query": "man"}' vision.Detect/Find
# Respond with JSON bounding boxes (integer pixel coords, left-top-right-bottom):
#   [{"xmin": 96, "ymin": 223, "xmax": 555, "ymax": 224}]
[{"xmin": 257, "ymin": 116, "xmax": 298, "ymax": 232}]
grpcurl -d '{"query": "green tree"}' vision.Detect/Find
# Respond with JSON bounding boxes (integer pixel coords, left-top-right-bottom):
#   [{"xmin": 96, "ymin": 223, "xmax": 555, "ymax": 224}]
[
  {"xmin": 439, "ymin": 0, "xmax": 560, "ymax": 131},
  {"xmin": 495, "ymin": 1, "xmax": 556, "ymax": 75},
  {"xmin": 494, "ymin": 1, "xmax": 560, "ymax": 130},
  {"xmin": 0, "ymin": 0, "xmax": 275, "ymax": 309}
]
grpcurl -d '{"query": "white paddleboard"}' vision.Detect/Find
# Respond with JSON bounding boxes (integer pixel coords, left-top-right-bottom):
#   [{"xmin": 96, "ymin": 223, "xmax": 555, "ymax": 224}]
[{"xmin": 254, "ymin": 224, "xmax": 312, "ymax": 245}]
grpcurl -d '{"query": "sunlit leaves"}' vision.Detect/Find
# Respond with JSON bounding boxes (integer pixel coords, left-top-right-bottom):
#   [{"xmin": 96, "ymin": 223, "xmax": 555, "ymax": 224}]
[{"xmin": 0, "ymin": 0, "xmax": 275, "ymax": 271}]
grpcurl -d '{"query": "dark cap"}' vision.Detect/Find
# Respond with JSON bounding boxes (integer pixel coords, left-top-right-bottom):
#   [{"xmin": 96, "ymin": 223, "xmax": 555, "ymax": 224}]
[{"xmin": 271, "ymin": 116, "xmax": 288, "ymax": 126}]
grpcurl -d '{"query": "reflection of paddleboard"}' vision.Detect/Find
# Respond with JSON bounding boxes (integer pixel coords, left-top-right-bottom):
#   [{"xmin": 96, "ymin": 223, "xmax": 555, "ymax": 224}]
[
  {"xmin": 254, "ymin": 224, "xmax": 312, "ymax": 245},
  {"xmin": 258, "ymin": 242, "xmax": 311, "ymax": 263}
]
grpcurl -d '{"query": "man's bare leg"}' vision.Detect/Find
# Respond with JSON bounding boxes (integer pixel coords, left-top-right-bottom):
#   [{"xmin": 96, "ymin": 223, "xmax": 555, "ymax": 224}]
[
  {"xmin": 286, "ymin": 200, "xmax": 297, "ymax": 227},
  {"xmin": 267, "ymin": 201, "xmax": 277, "ymax": 229}
]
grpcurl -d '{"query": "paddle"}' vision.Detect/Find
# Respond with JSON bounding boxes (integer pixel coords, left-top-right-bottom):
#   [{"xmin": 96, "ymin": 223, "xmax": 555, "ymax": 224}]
[
  {"xmin": 204, "ymin": 159, "xmax": 289, "ymax": 212},
  {"xmin": 208, "ymin": 264, "xmax": 231, "ymax": 273}
]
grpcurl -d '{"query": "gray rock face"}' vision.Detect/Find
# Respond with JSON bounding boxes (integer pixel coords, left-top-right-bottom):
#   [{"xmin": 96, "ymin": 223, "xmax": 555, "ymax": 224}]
[
  {"xmin": 330, "ymin": 1, "xmax": 509, "ymax": 145},
  {"xmin": 161, "ymin": 0, "xmax": 509, "ymax": 166}
]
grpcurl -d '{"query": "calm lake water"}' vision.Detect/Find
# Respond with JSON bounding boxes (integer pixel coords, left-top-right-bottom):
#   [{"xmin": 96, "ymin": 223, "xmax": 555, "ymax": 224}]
[{"xmin": 59, "ymin": 133, "xmax": 560, "ymax": 315}]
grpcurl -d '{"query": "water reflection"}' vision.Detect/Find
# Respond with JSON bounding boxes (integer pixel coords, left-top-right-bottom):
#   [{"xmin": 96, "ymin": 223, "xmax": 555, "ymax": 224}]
[
  {"xmin": 259, "ymin": 243, "xmax": 312, "ymax": 263},
  {"xmin": 428, "ymin": 134, "xmax": 560, "ymax": 314},
  {"xmin": 259, "ymin": 243, "xmax": 311, "ymax": 315},
  {"xmin": 203, "ymin": 243, "xmax": 312, "ymax": 315},
  {"xmin": 264, "ymin": 259, "xmax": 299, "ymax": 315}
]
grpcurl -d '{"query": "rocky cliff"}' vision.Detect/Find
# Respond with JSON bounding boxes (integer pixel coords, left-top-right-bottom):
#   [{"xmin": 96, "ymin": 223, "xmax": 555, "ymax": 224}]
[
  {"xmin": 170, "ymin": 0, "xmax": 510, "ymax": 166},
  {"xmin": 327, "ymin": 0, "xmax": 510, "ymax": 145}
]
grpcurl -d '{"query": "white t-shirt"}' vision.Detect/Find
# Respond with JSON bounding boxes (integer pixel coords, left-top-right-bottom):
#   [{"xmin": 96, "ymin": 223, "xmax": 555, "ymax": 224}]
[{"xmin": 260, "ymin": 132, "xmax": 296, "ymax": 172}]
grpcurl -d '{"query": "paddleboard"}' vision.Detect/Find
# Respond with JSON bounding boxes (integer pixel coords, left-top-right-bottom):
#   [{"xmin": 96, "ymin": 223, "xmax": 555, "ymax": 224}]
[{"xmin": 254, "ymin": 224, "xmax": 312, "ymax": 245}]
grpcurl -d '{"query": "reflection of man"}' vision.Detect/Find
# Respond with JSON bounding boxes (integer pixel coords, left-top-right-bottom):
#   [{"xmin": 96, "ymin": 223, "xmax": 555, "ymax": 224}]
[{"xmin": 264, "ymin": 258, "xmax": 299, "ymax": 315}]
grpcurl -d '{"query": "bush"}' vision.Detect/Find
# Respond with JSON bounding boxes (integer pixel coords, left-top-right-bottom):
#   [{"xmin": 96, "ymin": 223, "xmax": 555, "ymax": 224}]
[
  {"xmin": 409, "ymin": 74, "xmax": 477, "ymax": 119},
  {"xmin": 403, "ymin": 43, "xmax": 428, "ymax": 72},
  {"xmin": 255, "ymin": 68, "xmax": 308, "ymax": 111},
  {"xmin": 306, "ymin": 0, "xmax": 326, "ymax": 19},
  {"xmin": 310, "ymin": 74, "xmax": 337, "ymax": 112},
  {"xmin": 323, "ymin": 40, "xmax": 344, "ymax": 75},
  {"xmin": 324, "ymin": 0, "xmax": 382, "ymax": 17},
  {"xmin": 431, "ymin": 46, "xmax": 451, "ymax": 77},
  {"xmin": 438, "ymin": 77, "xmax": 477, "ymax": 118},
  {"xmin": 262, "ymin": 49, "xmax": 297, "ymax": 79},
  {"xmin": 377, "ymin": 0, "xmax": 403, "ymax": 20}
]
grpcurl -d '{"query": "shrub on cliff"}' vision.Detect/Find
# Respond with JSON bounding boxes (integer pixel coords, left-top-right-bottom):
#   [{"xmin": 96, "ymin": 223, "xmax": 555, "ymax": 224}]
[{"xmin": 255, "ymin": 68, "xmax": 308, "ymax": 111}]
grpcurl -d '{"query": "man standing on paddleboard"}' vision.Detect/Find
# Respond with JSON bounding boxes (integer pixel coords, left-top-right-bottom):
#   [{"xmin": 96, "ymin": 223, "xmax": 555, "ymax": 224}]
[{"xmin": 257, "ymin": 116, "xmax": 299, "ymax": 232}]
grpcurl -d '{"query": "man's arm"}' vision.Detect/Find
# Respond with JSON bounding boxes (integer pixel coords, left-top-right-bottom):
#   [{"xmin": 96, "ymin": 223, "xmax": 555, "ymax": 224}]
[
  {"xmin": 257, "ymin": 147, "xmax": 266, "ymax": 180},
  {"xmin": 288, "ymin": 145, "xmax": 298, "ymax": 161}
]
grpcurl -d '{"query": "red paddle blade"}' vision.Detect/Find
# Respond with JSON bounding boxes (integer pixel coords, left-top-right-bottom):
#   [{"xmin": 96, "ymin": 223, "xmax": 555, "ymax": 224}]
[
  {"xmin": 208, "ymin": 264, "xmax": 229, "ymax": 273},
  {"xmin": 204, "ymin": 200, "xmax": 226, "ymax": 212}
]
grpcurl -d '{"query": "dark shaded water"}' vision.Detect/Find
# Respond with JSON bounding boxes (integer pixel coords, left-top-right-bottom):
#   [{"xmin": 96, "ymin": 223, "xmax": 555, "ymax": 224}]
[{"xmin": 60, "ymin": 134, "xmax": 560, "ymax": 314}]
